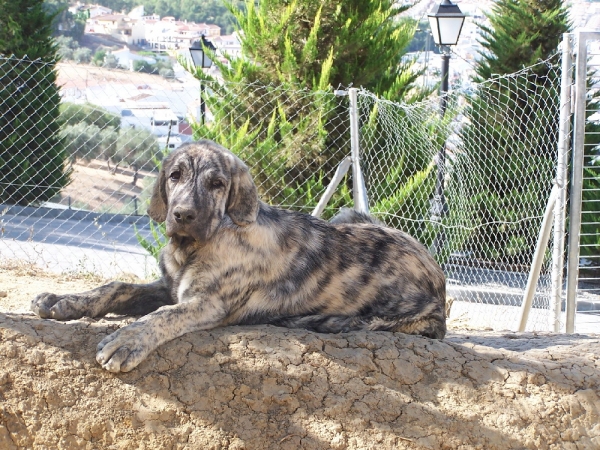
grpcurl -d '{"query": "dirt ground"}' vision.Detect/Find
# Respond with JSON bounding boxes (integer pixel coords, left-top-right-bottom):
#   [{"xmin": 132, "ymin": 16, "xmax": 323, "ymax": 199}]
[
  {"xmin": 1, "ymin": 262, "xmax": 599, "ymax": 449},
  {"xmin": 0, "ymin": 261, "xmax": 146, "ymax": 312},
  {"xmin": 57, "ymin": 62, "xmax": 180, "ymax": 92},
  {"xmin": 54, "ymin": 160, "xmax": 156, "ymax": 214}
]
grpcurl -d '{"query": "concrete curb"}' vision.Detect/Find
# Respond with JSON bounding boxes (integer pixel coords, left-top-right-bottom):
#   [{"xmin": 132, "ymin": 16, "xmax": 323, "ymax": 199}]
[{"xmin": 448, "ymin": 285, "xmax": 600, "ymax": 312}]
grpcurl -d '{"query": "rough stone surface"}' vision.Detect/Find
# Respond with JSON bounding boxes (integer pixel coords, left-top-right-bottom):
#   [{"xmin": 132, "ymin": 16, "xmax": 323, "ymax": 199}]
[{"xmin": 0, "ymin": 311, "xmax": 599, "ymax": 450}]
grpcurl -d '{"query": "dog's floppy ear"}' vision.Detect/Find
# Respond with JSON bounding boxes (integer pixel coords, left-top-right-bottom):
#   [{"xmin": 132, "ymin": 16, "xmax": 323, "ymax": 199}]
[
  {"xmin": 147, "ymin": 163, "xmax": 168, "ymax": 222},
  {"xmin": 227, "ymin": 159, "xmax": 258, "ymax": 226}
]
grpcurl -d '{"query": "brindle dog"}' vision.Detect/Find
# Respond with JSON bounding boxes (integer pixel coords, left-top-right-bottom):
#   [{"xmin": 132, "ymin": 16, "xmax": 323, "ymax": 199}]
[{"xmin": 31, "ymin": 140, "xmax": 446, "ymax": 373}]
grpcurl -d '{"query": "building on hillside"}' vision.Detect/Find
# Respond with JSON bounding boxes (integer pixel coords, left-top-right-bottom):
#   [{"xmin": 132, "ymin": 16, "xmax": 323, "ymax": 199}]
[
  {"xmin": 150, "ymin": 109, "xmax": 180, "ymax": 135},
  {"xmin": 83, "ymin": 6, "xmax": 222, "ymax": 50},
  {"xmin": 211, "ymin": 32, "xmax": 242, "ymax": 60},
  {"xmin": 86, "ymin": 14, "xmax": 126, "ymax": 35},
  {"xmin": 85, "ymin": 11, "xmax": 148, "ymax": 45},
  {"xmin": 120, "ymin": 106, "xmax": 190, "ymax": 151},
  {"xmin": 128, "ymin": 5, "xmax": 145, "ymax": 19},
  {"xmin": 157, "ymin": 135, "xmax": 186, "ymax": 151},
  {"xmin": 147, "ymin": 18, "xmax": 221, "ymax": 51},
  {"xmin": 120, "ymin": 104, "xmax": 177, "ymax": 134},
  {"xmin": 71, "ymin": 3, "xmax": 112, "ymax": 18},
  {"xmin": 111, "ymin": 46, "xmax": 156, "ymax": 70}
]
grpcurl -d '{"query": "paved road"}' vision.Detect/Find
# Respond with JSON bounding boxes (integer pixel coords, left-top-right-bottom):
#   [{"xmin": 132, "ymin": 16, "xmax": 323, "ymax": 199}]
[{"xmin": 1, "ymin": 211, "xmax": 159, "ymax": 278}]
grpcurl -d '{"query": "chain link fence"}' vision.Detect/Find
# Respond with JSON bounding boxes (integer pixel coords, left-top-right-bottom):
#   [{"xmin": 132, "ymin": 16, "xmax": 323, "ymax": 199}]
[
  {"xmin": 0, "ymin": 53, "xmax": 585, "ymax": 332},
  {"xmin": 357, "ymin": 59, "xmax": 562, "ymax": 332},
  {"xmin": 577, "ymin": 36, "xmax": 600, "ymax": 324}
]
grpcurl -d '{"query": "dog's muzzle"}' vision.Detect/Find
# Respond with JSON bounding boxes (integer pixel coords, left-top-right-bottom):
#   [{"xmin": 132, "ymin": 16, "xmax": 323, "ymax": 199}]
[
  {"xmin": 173, "ymin": 206, "xmax": 196, "ymax": 225},
  {"xmin": 166, "ymin": 205, "xmax": 198, "ymax": 238}
]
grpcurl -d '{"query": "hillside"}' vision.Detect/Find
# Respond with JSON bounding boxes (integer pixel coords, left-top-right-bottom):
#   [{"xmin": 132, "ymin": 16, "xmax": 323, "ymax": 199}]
[{"xmin": 54, "ymin": 159, "xmax": 156, "ymax": 215}]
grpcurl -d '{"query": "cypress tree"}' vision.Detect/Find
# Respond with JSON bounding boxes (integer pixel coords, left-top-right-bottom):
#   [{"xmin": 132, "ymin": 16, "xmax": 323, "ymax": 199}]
[
  {"xmin": 0, "ymin": 0, "xmax": 70, "ymax": 205},
  {"xmin": 475, "ymin": 0, "xmax": 570, "ymax": 81}
]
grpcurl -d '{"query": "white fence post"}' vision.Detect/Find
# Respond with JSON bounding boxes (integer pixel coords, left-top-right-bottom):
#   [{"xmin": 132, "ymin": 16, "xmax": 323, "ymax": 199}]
[
  {"xmin": 311, "ymin": 157, "xmax": 352, "ymax": 218},
  {"xmin": 519, "ymin": 185, "xmax": 558, "ymax": 331},
  {"xmin": 550, "ymin": 33, "xmax": 574, "ymax": 332},
  {"xmin": 348, "ymin": 88, "xmax": 369, "ymax": 214},
  {"xmin": 565, "ymin": 31, "xmax": 593, "ymax": 333}
]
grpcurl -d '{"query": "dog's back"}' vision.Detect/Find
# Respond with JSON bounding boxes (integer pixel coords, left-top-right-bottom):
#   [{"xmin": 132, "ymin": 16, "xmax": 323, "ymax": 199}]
[
  {"xmin": 328, "ymin": 207, "xmax": 385, "ymax": 226},
  {"xmin": 221, "ymin": 205, "xmax": 447, "ymax": 339}
]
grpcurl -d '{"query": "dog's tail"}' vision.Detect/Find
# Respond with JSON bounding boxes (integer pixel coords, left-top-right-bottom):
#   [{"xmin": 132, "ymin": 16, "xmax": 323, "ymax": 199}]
[
  {"xmin": 270, "ymin": 314, "xmax": 446, "ymax": 339},
  {"xmin": 328, "ymin": 208, "xmax": 384, "ymax": 226}
]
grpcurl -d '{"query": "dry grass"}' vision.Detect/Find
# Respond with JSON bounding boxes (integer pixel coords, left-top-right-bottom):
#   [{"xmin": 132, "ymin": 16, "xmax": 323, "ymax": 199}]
[
  {"xmin": 57, "ymin": 62, "xmax": 182, "ymax": 91},
  {"xmin": 55, "ymin": 159, "xmax": 156, "ymax": 214},
  {"xmin": 0, "ymin": 259, "xmax": 151, "ymax": 313}
]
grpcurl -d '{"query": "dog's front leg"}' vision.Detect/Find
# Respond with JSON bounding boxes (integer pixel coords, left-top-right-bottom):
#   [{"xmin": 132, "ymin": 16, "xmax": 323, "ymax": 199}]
[
  {"xmin": 31, "ymin": 280, "xmax": 172, "ymax": 320},
  {"xmin": 96, "ymin": 298, "xmax": 227, "ymax": 373}
]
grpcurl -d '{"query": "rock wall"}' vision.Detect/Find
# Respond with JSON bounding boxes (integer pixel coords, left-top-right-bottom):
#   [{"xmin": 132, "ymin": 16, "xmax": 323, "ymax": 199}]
[{"xmin": 1, "ymin": 312, "xmax": 599, "ymax": 449}]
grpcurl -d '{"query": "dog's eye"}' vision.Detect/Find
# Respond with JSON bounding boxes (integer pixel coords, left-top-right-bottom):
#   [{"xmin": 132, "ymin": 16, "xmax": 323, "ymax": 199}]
[
  {"xmin": 169, "ymin": 171, "xmax": 181, "ymax": 182},
  {"xmin": 211, "ymin": 180, "xmax": 225, "ymax": 189}
]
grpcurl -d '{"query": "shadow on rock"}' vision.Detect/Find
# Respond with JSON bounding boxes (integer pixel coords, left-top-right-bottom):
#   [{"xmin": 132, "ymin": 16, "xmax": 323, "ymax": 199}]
[{"xmin": 1, "ymin": 312, "xmax": 599, "ymax": 449}]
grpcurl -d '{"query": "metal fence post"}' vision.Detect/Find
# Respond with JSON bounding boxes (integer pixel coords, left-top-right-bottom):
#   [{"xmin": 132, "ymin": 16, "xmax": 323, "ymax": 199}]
[
  {"xmin": 311, "ymin": 157, "xmax": 352, "ymax": 218},
  {"xmin": 519, "ymin": 186, "xmax": 558, "ymax": 331},
  {"xmin": 550, "ymin": 33, "xmax": 573, "ymax": 332},
  {"xmin": 565, "ymin": 31, "xmax": 590, "ymax": 333},
  {"xmin": 348, "ymin": 88, "xmax": 369, "ymax": 214}
]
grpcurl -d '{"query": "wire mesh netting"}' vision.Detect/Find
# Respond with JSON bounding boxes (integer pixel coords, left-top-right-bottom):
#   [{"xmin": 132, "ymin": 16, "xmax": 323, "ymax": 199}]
[
  {"xmin": 357, "ymin": 57, "xmax": 563, "ymax": 332},
  {"xmin": 192, "ymin": 79, "xmax": 352, "ymax": 215},
  {"xmin": 0, "ymin": 53, "xmax": 586, "ymax": 332},
  {"xmin": 0, "ymin": 55, "xmax": 202, "ymax": 278}
]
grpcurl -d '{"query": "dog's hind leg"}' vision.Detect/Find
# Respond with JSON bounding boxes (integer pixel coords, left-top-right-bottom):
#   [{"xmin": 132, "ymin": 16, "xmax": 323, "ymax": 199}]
[
  {"xmin": 272, "ymin": 313, "xmax": 446, "ymax": 339},
  {"xmin": 367, "ymin": 316, "xmax": 446, "ymax": 339},
  {"xmin": 270, "ymin": 315, "xmax": 368, "ymax": 334},
  {"xmin": 31, "ymin": 280, "xmax": 173, "ymax": 321}
]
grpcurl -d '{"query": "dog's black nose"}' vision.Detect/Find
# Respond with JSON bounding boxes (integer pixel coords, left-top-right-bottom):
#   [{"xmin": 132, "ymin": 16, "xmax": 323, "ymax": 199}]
[{"xmin": 173, "ymin": 207, "xmax": 196, "ymax": 224}]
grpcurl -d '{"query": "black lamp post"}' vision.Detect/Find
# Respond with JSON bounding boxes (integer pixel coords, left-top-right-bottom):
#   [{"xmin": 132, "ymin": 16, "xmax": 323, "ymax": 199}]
[
  {"xmin": 427, "ymin": 0, "xmax": 465, "ymax": 256},
  {"xmin": 189, "ymin": 35, "xmax": 217, "ymax": 125}
]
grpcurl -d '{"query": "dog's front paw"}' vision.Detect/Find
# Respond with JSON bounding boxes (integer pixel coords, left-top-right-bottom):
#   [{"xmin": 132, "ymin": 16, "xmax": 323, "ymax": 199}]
[
  {"xmin": 96, "ymin": 323, "xmax": 154, "ymax": 373},
  {"xmin": 31, "ymin": 293, "xmax": 88, "ymax": 320}
]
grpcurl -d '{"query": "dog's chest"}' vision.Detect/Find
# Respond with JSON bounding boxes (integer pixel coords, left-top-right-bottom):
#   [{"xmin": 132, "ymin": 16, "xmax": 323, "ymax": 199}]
[
  {"xmin": 162, "ymin": 247, "xmax": 185, "ymax": 277},
  {"xmin": 163, "ymin": 244, "xmax": 219, "ymax": 304},
  {"xmin": 161, "ymin": 242, "xmax": 197, "ymax": 297}
]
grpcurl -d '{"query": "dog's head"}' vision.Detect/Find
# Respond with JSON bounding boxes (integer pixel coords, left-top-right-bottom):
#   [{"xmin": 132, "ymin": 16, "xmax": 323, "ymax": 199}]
[{"xmin": 148, "ymin": 140, "xmax": 259, "ymax": 244}]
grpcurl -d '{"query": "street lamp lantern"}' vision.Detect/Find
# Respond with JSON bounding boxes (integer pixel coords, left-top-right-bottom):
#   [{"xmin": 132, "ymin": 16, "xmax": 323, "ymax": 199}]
[
  {"xmin": 189, "ymin": 36, "xmax": 217, "ymax": 125},
  {"xmin": 189, "ymin": 35, "xmax": 216, "ymax": 69},
  {"xmin": 427, "ymin": 0, "xmax": 465, "ymax": 257},
  {"xmin": 428, "ymin": 0, "xmax": 466, "ymax": 47}
]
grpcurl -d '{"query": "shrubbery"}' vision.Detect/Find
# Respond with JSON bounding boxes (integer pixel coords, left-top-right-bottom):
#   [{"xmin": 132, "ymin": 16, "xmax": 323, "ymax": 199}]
[
  {"xmin": 452, "ymin": 0, "xmax": 570, "ymax": 266},
  {"xmin": 60, "ymin": 102, "xmax": 121, "ymax": 130},
  {"xmin": 191, "ymin": 0, "xmax": 428, "ymax": 217},
  {"xmin": 0, "ymin": 0, "xmax": 70, "ymax": 205},
  {"xmin": 132, "ymin": 58, "xmax": 174, "ymax": 78},
  {"xmin": 59, "ymin": 102, "xmax": 159, "ymax": 171},
  {"xmin": 72, "ymin": 47, "xmax": 92, "ymax": 64}
]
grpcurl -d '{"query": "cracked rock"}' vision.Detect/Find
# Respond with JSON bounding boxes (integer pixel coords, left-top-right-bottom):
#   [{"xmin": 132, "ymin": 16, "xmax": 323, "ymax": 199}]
[{"xmin": 0, "ymin": 312, "xmax": 599, "ymax": 449}]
